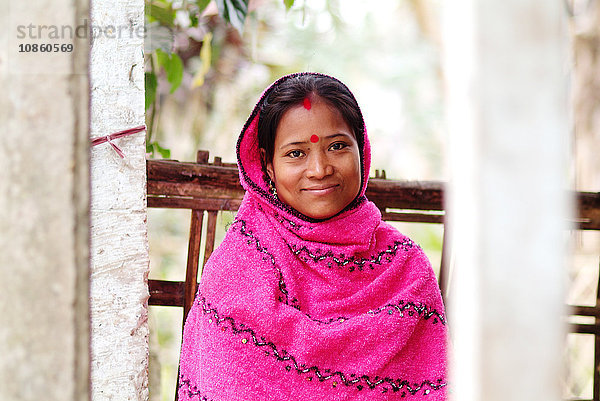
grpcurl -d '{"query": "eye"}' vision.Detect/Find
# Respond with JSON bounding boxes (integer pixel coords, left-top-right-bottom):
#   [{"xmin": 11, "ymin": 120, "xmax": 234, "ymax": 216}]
[
  {"xmin": 286, "ymin": 150, "xmax": 304, "ymax": 158},
  {"xmin": 329, "ymin": 142, "xmax": 348, "ymax": 151}
]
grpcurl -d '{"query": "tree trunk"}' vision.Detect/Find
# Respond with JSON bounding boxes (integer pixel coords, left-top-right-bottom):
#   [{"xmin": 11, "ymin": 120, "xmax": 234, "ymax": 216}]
[{"xmin": 89, "ymin": 0, "xmax": 149, "ymax": 399}]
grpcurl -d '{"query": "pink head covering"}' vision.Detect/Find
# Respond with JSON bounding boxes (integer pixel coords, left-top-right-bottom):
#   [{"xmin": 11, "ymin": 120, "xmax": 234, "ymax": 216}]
[
  {"xmin": 178, "ymin": 72, "xmax": 447, "ymax": 400},
  {"xmin": 236, "ymin": 72, "xmax": 372, "ymax": 221}
]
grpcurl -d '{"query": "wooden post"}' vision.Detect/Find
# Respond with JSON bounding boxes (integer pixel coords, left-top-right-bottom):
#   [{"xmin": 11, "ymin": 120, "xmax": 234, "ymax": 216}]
[
  {"xmin": 88, "ymin": 0, "xmax": 149, "ymax": 400},
  {"xmin": 443, "ymin": 1, "xmax": 570, "ymax": 400},
  {"xmin": 0, "ymin": 0, "xmax": 90, "ymax": 400}
]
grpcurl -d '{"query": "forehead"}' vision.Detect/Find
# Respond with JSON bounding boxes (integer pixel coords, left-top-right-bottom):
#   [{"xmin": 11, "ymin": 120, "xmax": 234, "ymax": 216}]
[{"xmin": 275, "ymin": 99, "xmax": 353, "ymax": 141}]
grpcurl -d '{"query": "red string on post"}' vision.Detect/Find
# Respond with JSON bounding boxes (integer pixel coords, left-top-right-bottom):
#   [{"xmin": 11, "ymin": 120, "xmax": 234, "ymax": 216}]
[{"xmin": 91, "ymin": 125, "xmax": 146, "ymax": 158}]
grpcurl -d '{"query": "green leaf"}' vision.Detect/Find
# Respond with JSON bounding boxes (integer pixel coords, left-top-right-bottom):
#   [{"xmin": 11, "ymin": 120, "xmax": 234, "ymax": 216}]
[
  {"xmin": 156, "ymin": 49, "xmax": 184, "ymax": 93},
  {"xmin": 146, "ymin": 142, "xmax": 171, "ymax": 159},
  {"xmin": 145, "ymin": 2, "xmax": 176, "ymax": 27},
  {"xmin": 283, "ymin": 0, "xmax": 295, "ymax": 11},
  {"xmin": 215, "ymin": 0, "xmax": 249, "ymax": 34},
  {"xmin": 188, "ymin": 0, "xmax": 211, "ymax": 27},
  {"xmin": 196, "ymin": 0, "xmax": 211, "ymax": 13},
  {"xmin": 154, "ymin": 142, "xmax": 171, "ymax": 159},
  {"xmin": 165, "ymin": 53, "xmax": 183, "ymax": 93},
  {"xmin": 155, "ymin": 48, "xmax": 169, "ymax": 69},
  {"xmin": 189, "ymin": 13, "xmax": 199, "ymax": 27},
  {"xmin": 145, "ymin": 71, "xmax": 158, "ymax": 110},
  {"xmin": 146, "ymin": 142, "xmax": 155, "ymax": 156}
]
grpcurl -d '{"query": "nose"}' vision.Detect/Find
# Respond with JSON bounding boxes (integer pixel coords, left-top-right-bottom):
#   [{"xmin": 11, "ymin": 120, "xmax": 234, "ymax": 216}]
[{"xmin": 306, "ymin": 151, "xmax": 333, "ymax": 179}]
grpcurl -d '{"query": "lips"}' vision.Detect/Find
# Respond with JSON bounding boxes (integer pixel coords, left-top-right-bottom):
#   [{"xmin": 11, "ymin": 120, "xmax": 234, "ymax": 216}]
[{"xmin": 302, "ymin": 184, "xmax": 339, "ymax": 195}]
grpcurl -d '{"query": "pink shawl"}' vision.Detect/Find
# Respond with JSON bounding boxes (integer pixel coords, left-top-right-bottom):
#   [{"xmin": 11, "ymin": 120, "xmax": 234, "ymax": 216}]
[{"xmin": 178, "ymin": 73, "xmax": 447, "ymax": 400}]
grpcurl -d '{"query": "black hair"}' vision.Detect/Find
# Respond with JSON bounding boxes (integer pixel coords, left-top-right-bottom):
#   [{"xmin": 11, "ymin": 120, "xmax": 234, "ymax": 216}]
[{"xmin": 257, "ymin": 73, "xmax": 365, "ymax": 165}]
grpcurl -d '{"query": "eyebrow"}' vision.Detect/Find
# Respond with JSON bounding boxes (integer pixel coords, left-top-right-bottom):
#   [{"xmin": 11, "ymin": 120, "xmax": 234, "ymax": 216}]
[{"xmin": 278, "ymin": 133, "xmax": 352, "ymax": 150}]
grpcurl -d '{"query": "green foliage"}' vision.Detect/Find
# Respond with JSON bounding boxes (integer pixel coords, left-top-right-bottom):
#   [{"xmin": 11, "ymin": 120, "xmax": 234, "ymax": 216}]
[
  {"xmin": 146, "ymin": 141, "xmax": 171, "ymax": 159},
  {"xmin": 144, "ymin": 0, "xmax": 253, "ymax": 159},
  {"xmin": 196, "ymin": 0, "xmax": 212, "ymax": 13},
  {"xmin": 146, "ymin": 1, "xmax": 176, "ymax": 27},
  {"xmin": 145, "ymin": 71, "xmax": 158, "ymax": 111},
  {"xmin": 215, "ymin": 0, "xmax": 249, "ymax": 34},
  {"xmin": 283, "ymin": 0, "xmax": 295, "ymax": 11},
  {"xmin": 155, "ymin": 48, "xmax": 184, "ymax": 93}
]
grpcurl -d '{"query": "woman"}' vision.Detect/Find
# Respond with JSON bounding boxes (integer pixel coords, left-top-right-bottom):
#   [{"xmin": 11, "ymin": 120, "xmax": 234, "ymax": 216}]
[{"xmin": 178, "ymin": 72, "xmax": 447, "ymax": 400}]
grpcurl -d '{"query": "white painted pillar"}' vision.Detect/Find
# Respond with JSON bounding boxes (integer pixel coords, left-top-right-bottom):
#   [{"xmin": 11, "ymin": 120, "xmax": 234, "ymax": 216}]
[
  {"xmin": 89, "ymin": 0, "xmax": 149, "ymax": 400},
  {"xmin": 0, "ymin": 1, "xmax": 90, "ymax": 400},
  {"xmin": 443, "ymin": 1, "xmax": 570, "ymax": 400}
]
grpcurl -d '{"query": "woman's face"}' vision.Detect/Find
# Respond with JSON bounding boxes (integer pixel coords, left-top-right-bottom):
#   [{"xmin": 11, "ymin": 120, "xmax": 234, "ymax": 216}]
[{"xmin": 265, "ymin": 97, "xmax": 361, "ymax": 220}]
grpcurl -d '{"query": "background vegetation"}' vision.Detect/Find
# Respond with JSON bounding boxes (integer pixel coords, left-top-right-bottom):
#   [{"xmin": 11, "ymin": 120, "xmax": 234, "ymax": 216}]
[{"xmin": 145, "ymin": 1, "xmax": 599, "ymax": 400}]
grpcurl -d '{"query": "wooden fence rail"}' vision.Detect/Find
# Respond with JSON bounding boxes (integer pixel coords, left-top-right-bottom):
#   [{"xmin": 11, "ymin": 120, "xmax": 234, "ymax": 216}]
[{"xmin": 146, "ymin": 151, "xmax": 600, "ymax": 401}]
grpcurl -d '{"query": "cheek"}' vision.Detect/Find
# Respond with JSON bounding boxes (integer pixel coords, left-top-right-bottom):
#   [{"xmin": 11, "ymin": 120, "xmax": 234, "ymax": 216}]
[
  {"xmin": 272, "ymin": 161, "xmax": 300, "ymax": 190},
  {"xmin": 346, "ymin": 152, "xmax": 362, "ymax": 192}
]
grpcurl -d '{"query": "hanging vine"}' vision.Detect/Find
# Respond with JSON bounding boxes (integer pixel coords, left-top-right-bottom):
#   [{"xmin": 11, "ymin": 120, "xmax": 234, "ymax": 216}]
[{"xmin": 144, "ymin": 0, "xmax": 274, "ymax": 158}]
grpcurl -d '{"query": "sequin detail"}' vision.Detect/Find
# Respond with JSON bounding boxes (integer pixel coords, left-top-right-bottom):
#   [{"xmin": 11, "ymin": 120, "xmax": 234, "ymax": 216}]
[
  {"xmin": 178, "ymin": 375, "xmax": 212, "ymax": 400},
  {"xmin": 199, "ymin": 296, "xmax": 447, "ymax": 396},
  {"xmin": 232, "ymin": 219, "xmax": 298, "ymax": 308},
  {"xmin": 368, "ymin": 300, "xmax": 446, "ymax": 325},
  {"xmin": 259, "ymin": 203, "xmax": 313, "ymax": 232},
  {"xmin": 232, "ymin": 218, "xmax": 445, "ymax": 326},
  {"xmin": 288, "ymin": 239, "xmax": 415, "ymax": 272}
]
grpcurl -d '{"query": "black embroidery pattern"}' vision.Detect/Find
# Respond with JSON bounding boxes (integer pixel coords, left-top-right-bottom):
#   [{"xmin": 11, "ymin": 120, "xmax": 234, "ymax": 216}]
[
  {"xmin": 198, "ymin": 297, "xmax": 447, "ymax": 397},
  {"xmin": 272, "ymin": 209, "xmax": 313, "ymax": 232},
  {"xmin": 367, "ymin": 300, "xmax": 446, "ymax": 325},
  {"xmin": 178, "ymin": 375, "xmax": 212, "ymax": 400},
  {"xmin": 288, "ymin": 239, "xmax": 415, "ymax": 272},
  {"xmin": 231, "ymin": 218, "xmax": 445, "ymax": 327},
  {"xmin": 256, "ymin": 202, "xmax": 313, "ymax": 233},
  {"xmin": 231, "ymin": 219, "xmax": 300, "ymax": 309}
]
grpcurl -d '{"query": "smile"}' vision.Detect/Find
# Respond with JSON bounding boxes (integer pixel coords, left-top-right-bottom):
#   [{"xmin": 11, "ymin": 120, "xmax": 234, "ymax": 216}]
[{"xmin": 302, "ymin": 185, "xmax": 339, "ymax": 195}]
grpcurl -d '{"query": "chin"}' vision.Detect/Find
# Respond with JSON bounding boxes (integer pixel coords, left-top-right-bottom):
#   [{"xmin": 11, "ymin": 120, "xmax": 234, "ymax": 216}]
[{"xmin": 300, "ymin": 207, "xmax": 342, "ymax": 220}]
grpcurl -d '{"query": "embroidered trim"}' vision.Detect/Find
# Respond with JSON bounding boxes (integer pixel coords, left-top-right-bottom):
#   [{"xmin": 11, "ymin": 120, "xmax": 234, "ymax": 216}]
[
  {"xmin": 368, "ymin": 300, "xmax": 446, "ymax": 325},
  {"xmin": 178, "ymin": 375, "xmax": 212, "ymax": 400},
  {"xmin": 231, "ymin": 218, "xmax": 445, "ymax": 326},
  {"xmin": 232, "ymin": 219, "xmax": 299, "ymax": 308},
  {"xmin": 286, "ymin": 298, "xmax": 446, "ymax": 326},
  {"xmin": 199, "ymin": 296, "xmax": 447, "ymax": 396},
  {"xmin": 272, "ymin": 209, "xmax": 313, "ymax": 232},
  {"xmin": 256, "ymin": 202, "xmax": 313, "ymax": 232},
  {"xmin": 288, "ymin": 239, "xmax": 415, "ymax": 272}
]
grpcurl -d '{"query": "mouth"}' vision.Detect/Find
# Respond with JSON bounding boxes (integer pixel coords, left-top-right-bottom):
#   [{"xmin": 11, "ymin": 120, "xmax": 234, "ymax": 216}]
[{"xmin": 302, "ymin": 184, "xmax": 339, "ymax": 195}]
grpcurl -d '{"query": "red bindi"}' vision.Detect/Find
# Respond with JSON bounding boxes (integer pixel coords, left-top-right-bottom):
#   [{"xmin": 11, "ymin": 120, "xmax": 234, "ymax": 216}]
[
  {"xmin": 310, "ymin": 134, "xmax": 319, "ymax": 143},
  {"xmin": 303, "ymin": 97, "xmax": 311, "ymax": 110}
]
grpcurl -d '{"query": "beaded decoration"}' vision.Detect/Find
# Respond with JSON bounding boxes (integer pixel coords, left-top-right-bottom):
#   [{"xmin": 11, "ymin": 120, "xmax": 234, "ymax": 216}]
[
  {"xmin": 367, "ymin": 300, "xmax": 446, "ymax": 325},
  {"xmin": 288, "ymin": 238, "xmax": 415, "ymax": 272},
  {"xmin": 197, "ymin": 296, "xmax": 447, "ymax": 396},
  {"xmin": 231, "ymin": 218, "xmax": 445, "ymax": 326},
  {"xmin": 231, "ymin": 219, "xmax": 298, "ymax": 308},
  {"xmin": 259, "ymin": 203, "xmax": 313, "ymax": 232},
  {"xmin": 178, "ymin": 376, "xmax": 212, "ymax": 400},
  {"xmin": 182, "ymin": 72, "xmax": 447, "ymax": 400}
]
